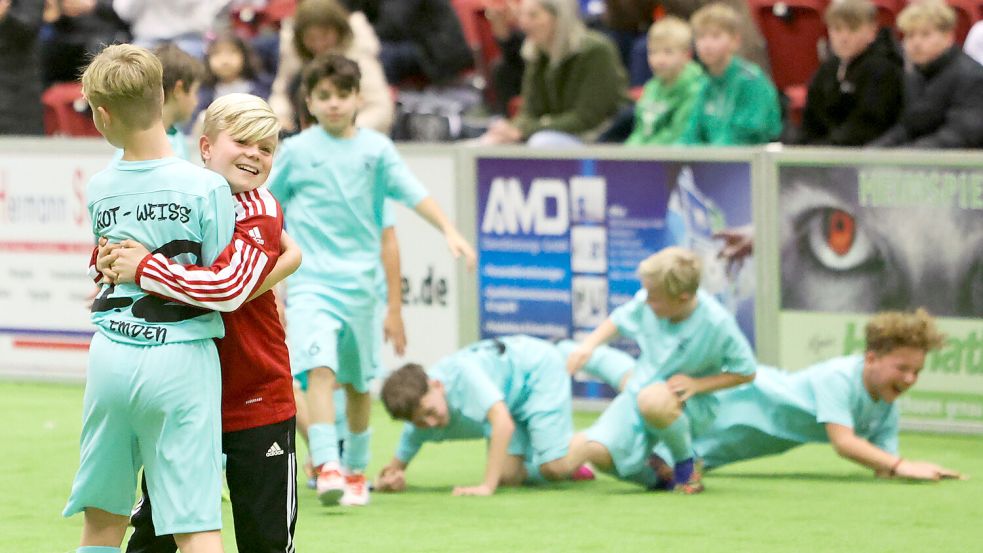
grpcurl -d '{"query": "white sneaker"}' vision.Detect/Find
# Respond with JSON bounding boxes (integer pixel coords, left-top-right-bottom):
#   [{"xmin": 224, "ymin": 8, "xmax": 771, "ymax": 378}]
[
  {"xmin": 340, "ymin": 473, "xmax": 370, "ymax": 506},
  {"xmin": 316, "ymin": 463, "xmax": 345, "ymax": 506}
]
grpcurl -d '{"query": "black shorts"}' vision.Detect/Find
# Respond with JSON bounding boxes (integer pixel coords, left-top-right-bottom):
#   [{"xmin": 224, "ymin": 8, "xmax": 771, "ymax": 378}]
[{"xmin": 127, "ymin": 417, "xmax": 298, "ymax": 553}]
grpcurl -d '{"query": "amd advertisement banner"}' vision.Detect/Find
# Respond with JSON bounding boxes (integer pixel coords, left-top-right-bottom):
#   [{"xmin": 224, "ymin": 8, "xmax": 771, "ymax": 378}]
[
  {"xmin": 777, "ymin": 164, "xmax": 983, "ymax": 432},
  {"xmin": 476, "ymin": 157, "xmax": 755, "ymax": 398}
]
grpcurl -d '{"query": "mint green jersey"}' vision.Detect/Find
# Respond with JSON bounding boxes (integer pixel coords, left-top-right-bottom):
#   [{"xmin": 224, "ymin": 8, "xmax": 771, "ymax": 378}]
[
  {"xmin": 695, "ymin": 357, "xmax": 900, "ymax": 469},
  {"xmin": 396, "ymin": 336, "xmax": 571, "ymax": 464},
  {"xmin": 266, "ymin": 127, "xmax": 428, "ymax": 313},
  {"xmin": 88, "ymin": 157, "xmax": 235, "ymax": 345}
]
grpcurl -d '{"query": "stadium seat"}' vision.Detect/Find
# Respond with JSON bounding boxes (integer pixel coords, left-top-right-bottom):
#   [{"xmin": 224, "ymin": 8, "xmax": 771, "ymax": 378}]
[
  {"xmin": 41, "ymin": 83, "xmax": 100, "ymax": 137},
  {"xmin": 869, "ymin": 0, "xmax": 904, "ymax": 30},
  {"xmin": 748, "ymin": 0, "xmax": 831, "ymax": 92},
  {"xmin": 231, "ymin": 0, "xmax": 296, "ymax": 38},
  {"xmin": 945, "ymin": 0, "xmax": 983, "ymax": 44}
]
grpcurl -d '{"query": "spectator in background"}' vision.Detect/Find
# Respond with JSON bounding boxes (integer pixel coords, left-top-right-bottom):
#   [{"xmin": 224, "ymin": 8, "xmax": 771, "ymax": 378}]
[
  {"xmin": 661, "ymin": 0, "xmax": 769, "ymax": 74},
  {"xmin": 0, "ymin": 0, "xmax": 44, "ymax": 136},
  {"xmin": 797, "ymin": 0, "xmax": 903, "ymax": 146},
  {"xmin": 602, "ymin": 0, "xmax": 658, "ymax": 86},
  {"xmin": 40, "ymin": 0, "xmax": 130, "ymax": 87},
  {"xmin": 196, "ymin": 32, "xmax": 273, "ymax": 119},
  {"xmin": 965, "ymin": 20, "xmax": 983, "ymax": 65},
  {"xmin": 479, "ymin": 0, "xmax": 628, "ymax": 148},
  {"xmin": 625, "ymin": 17, "xmax": 704, "ymax": 146},
  {"xmin": 112, "ymin": 0, "xmax": 230, "ymax": 58},
  {"xmin": 871, "ymin": 0, "xmax": 983, "ymax": 148},
  {"xmin": 341, "ymin": 0, "xmax": 473, "ymax": 85},
  {"xmin": 269, "ymin": 0, "xmax": 393, "ymax": 134},
  {"xmin": 485, "ymin": 0, "xmax": 526, "ymax": 116},
  {"xmin": 679, "ymin": 2, "xmax": 781, "ymax": 146}
]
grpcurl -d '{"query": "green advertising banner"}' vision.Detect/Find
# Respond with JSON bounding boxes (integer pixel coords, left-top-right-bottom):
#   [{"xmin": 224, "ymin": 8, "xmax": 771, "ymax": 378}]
[{"xmin": 775, "ymin": 161, "xmax": 983, "ymax": 433}]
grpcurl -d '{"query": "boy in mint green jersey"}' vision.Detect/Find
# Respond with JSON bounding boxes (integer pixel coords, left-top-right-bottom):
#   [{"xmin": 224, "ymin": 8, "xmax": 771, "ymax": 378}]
[
  {"xmin": 154, "ymin": 43, "xmax": 204, "ymax": 160},
  {"xmin": 679, "ymin": 2, "xmax": 782, "ymax": 145},
  {"xmin": 266, "ymin": 53, "xmax": 475, "ymax": 507},
  {"xmin": 625, "ymin": 16, "xmax": 705, "ymax": 146},
  {"xmin": 564, "ymin": 247, "xmax": 756, "ymax": 493},
  {"xmin": 375, "ymin": 335, "xmax": 591, "ymax": 495},
  {"xmin": 694, "ymin": 309, "xmax": 962, "ymax": 482},
  {"xmin": 63, "ymin": 44, "xmax": 232, "ymax": 553}
]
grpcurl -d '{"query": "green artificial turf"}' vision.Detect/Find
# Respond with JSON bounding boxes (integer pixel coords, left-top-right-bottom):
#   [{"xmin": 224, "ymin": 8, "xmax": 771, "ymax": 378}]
[{"xmin": 3, "ymin": 381, "xmax": 981, "ymax": 553}]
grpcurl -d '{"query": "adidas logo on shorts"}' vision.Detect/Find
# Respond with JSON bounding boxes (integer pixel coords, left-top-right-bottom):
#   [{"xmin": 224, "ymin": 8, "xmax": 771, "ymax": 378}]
[{"xmin": 266, "ymin": 442, "xmax": 285, "ymax": 457}]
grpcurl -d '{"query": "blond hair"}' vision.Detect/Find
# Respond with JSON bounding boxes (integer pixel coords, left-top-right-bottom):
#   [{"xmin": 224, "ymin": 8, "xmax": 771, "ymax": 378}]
[
  {"xmin": 825, "ymin": 0, "xmax": 878, "ymax": 28},
  {"xmin": 866, "ymin": 308, "xmax": 946, "ymax": 355},
  {"xmin": 637, "ymin": 247, "xmax": 702, "ymax": 298},
  {"xmin": 202, "ymin": 93, "xmax": 281, "ymax": 147},
  {"xmin": 691, "ymin": 2, "xmax": 741, "ymax": 36},
  {"xmin": 521, "ymin": 0, "xmax": 587, "ymax": 66},
  {"xmin": 648, "ymin": 16, "xmax": 693, "ymax": 52},
  {"xmin": 81, "ymin": 44, "xmax": 164, "ymax": 130},
  {"xmin": 897, "ymin": 0, "xmax": 956, "ymax": 33}
]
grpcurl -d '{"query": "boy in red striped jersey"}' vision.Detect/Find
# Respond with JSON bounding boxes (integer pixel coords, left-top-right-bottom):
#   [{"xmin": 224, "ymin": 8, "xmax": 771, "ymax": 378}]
[{"xmin": 98, "ymin": 93, "xmax": 302, "ymax": 553}]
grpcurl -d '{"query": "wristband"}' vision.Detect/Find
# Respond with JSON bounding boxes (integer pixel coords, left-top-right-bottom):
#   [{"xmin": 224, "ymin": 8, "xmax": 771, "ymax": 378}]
[{"xmin": 889, "ymin": 457, "xmax": 904, "ymax": 476}]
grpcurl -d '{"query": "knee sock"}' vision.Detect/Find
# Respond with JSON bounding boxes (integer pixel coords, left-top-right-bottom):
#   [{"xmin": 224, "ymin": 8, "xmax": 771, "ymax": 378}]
[
  {"xmin": 342, "ymin": 429, "xmax": 371, "ymax": 473},
  {"xmin": 649, "ymin": 413, "xmax": 693, "ymax": 466},
  {"xmin": 309, "ymin": 423, "xmax": 339, "ymax": 467},
  {"xmin": 78, "ymin": 547, "xmax": 121, "ymax": 553}
]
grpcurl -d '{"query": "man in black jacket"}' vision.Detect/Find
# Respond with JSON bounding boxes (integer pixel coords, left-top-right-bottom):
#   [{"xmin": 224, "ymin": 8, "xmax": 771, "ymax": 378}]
[
  {"xmin": 797, "ymin": 0, "xmax": 903, "ymax": 146},
  {"xmin": 0, "ymin": 0, "xmax": 44, "ymax": 135},
  {"xmin": 871, "ymin": 0, "xmax": 983, "ymax": 149},
  {"xmin": 341, "ymin": 0, "xmax": 474, "ymax": 84}
]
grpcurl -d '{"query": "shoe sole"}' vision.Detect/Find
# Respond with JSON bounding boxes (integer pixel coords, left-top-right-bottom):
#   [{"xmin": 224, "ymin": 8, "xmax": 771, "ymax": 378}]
[{"xmin": 317, "ymin": 488, "xmax": 344, "ymax": 506}]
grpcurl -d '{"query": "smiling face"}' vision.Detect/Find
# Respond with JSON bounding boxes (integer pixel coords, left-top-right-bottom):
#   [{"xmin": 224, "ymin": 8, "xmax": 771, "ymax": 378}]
[
  {"xmin": 409, "ymin": 381, "xmax": 450, "ymax": 429},
  {"xmin": 200, "ymin": 130, "xmax": 276, "ymax": 193},
  {"xmin": 863, "ymin": 346, "xmax": 926, "ymax": 403}
]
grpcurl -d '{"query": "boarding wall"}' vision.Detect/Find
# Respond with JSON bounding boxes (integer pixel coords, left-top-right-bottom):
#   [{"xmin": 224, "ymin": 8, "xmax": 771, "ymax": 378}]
[{"xmin": 0, "ymin": 139, "xmax": 979, "ymax": 433}]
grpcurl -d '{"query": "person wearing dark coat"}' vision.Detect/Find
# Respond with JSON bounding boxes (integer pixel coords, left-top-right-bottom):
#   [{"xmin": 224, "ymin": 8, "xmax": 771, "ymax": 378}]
[
  {"xmin": 798, "ymin": 0, "xmax": 904, "ymax": 146},
  {"xmin": 40, "ymin": 0, "xmax": 130, "ymax": 87},
  {"xmin": 340, "ymin": 0, "xmax": 474, "ymax": 84},
  {"xmin": 0, "ymin": 0, "xmax": 45, "ymax": 135},
  {"xmin": 871, "ymin": 0, "xmax": 983, "ymax": 149}
]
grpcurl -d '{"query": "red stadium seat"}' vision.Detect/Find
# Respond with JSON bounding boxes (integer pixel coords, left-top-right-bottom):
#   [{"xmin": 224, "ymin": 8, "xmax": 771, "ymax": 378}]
[
  {"xmin": 945, "ymin": 0, "xmax": 983, "ymax": 43},
  {"xmin": 748, "ymin": 0, "xmax": 831, "ymax": 92},
  {"xmin": 869, "ymin": 0, "xmax": 904, "ymax": 29},
  {"xmin": 41, "ymin": 83, "xmax": 100, "ymax": 137},
  {"xmin": 231, "ymin": 0, "xmax": 296, "ymax": 38}
]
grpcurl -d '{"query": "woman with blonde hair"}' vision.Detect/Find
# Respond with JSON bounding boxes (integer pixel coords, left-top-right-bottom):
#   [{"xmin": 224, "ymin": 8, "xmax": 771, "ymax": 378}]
[{"xmin": 480, "ymin": 0, "xmax": 629, "ymax": 147}]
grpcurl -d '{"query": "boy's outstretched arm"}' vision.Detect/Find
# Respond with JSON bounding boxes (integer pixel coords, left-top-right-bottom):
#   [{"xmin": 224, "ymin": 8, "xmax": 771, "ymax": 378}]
[
  {"xmin": 412, "ymin": 197, "xmax": 477, "ymax": 271},
  {"xmin": 248, "ymin": 230, "xmax": 301, "ymax": 301},
  {"xmin": 567, "ymin": 319, "xmax": 620, "ymax": 375},
  {"xmin": 381, "ymin": 226, "xmax": 406, "ymax": 356},
  {"xmin": 825, "ymin": 423, "xmax": 962, "ymax": 481},
  {"xmin": 375, "ymin": 457, "xmax": 409, "ymax": 492},
  {"xmin": 453, "ymin": 402, "xmax": 514, "ymax": 497}
]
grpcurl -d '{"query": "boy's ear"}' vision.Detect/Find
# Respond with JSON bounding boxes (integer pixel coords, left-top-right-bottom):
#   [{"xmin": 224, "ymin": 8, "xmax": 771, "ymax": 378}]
[
  {"xmin": 199, "ymin": 134, "xmax": 213, "ymax": 162},
  {"xmin": 429, "ymin": 379, "xmax": 443, "ymax": 393},
  {"xmin": 95, "ymin": 105, "xmax": 111, "ymax": 127}
]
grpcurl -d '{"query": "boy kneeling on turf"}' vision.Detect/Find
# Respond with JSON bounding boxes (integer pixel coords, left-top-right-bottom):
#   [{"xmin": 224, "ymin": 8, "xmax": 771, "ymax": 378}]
[{"xmin": 375, "ymin": 335, "xmax": 593, "ymax": 496}]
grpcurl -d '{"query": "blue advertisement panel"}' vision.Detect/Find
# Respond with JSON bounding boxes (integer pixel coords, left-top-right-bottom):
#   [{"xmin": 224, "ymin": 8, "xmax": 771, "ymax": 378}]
[{"xmin": 477, "ymin": 157, "xmax": 755, "ymax": 398}]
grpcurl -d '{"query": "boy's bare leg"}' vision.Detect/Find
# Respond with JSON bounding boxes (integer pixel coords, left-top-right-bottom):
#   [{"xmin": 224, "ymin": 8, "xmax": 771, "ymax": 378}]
[
  {"xmin": 563, "ymin": 433, "xmax": 615, "ymax": 473},
  {"xmin": 499, "ymin": 455, "xmax": 527, "ymax": 487},
  {"xmin": 81, "ymin": 508, "xmax": 128, "ymax": 548},
  {"xmin": 174, "ymin": 531, "xmax": 223, "ymax": 553},
  {"xmin": 306, "ymin": 367, "xmax": 337, "ymax": 427},
  {"xmin": 344, "ymin": 385, "xmax": 371, "ymax": 434}
]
